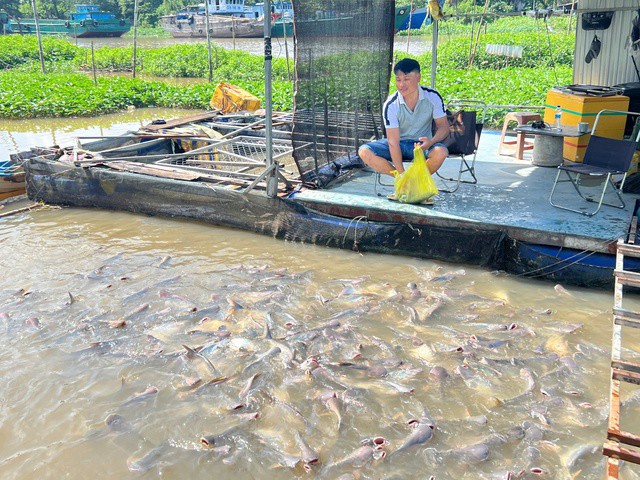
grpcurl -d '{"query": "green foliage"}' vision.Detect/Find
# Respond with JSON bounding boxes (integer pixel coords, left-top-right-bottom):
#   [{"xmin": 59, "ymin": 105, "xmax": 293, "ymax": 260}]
[
  {"xmin": 139, "ymin": 44, "xmax": 291, "ymax": 82},
  {"xmin": 0, "ymin": 17, "xmax": 574, "ymax": 125},
  {"xmin": 0, "ymin": 35, "xmax": 78, "ymax": 68},
  {"xmin": 437, "ymin": 66, "xmax": 573, "ymax": 125},
  {"xmin": 433, "ymin": 31, "xmax": 574, "ymax": 69},
  {"xmin": 405, "ymin": 12, "xmax": 573, "ymax": 36},
  {"xmin": 0, "ymin": 70, "xmax": 293, "ymax": 118}
]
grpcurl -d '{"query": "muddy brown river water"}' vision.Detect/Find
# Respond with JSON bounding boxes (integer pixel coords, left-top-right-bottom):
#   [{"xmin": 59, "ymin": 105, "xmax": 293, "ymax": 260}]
[{"xmin": 2, "ymin": 109, "xmax": 640, "ymax": 479}]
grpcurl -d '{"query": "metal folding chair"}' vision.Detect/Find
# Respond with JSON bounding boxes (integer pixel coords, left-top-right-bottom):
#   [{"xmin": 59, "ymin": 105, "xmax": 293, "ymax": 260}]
[
  {"xmin": 549, "ymin": 109, "xmax": 640, "ymax": 217},
  {"xmin": 436, "ymin": 99, "xmax": 487, "ymax": 193}
]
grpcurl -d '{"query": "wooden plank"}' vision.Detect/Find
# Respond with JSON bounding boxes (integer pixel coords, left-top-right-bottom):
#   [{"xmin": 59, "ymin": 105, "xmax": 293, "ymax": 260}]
[
  {"xmin": 606, "ymin": 456, "xmax": 620, "ymax": 480},
  {"xmin": 612, "ymin": 368, "xmax": 640, "ymax": 385},
  {"xmin": 106, "ymin": 162, "xmax": 202, "ymax": 181},
  {"xmin": 608, "ymin": 429, "xmax": 640, "ymax": 449},
  {"xmin": 614, "ymin": 270, "xmax": 640, "ymax": 287},
  {"xmin": 615, "ymin": 316, "xmax": 640, "ymax": 329},
  {"xmin": 141, "ymin": 111, "xmax": 220, "ymax": 132},
  {"xmin": 0, "ymin": 189, "xmax": 26, "ymax": 202},
  {"xmin": 612, "ymin": 360, "xmax": 640, "ymax": 376},
  {"xmin": 603, "ymin": 442, "xmax": 640, "ymax": 465},
  {"xmin": 0, "ymin": 203, "xmax": 41, "ymax": 218},
  {"xmin": 613, "ymin": 307, "xmax": 640, "ymax": 322},
  {"xmin": 617, "ymin": 243, "xmax": 640, "ymax": 258}
]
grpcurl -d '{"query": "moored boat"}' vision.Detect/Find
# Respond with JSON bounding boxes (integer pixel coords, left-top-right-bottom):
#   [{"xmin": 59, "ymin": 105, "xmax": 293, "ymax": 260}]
[
  {"xmin": 19, "ymin": 111, "xmax": 640, "ymax": 289},
  {"xmin": 9, "ymin": 5, "xmax": 130, "ymax": 38},
  {"xmin": 160, "ymin": 13, "xmax": 263, "ymax": 38},
  {"xmin": 0, "ymin": 159, "xmax": 26, "ymax": 201},
  {"xmin": 397, "ymin": 6, "xmax": 428, "ymax": 31}
]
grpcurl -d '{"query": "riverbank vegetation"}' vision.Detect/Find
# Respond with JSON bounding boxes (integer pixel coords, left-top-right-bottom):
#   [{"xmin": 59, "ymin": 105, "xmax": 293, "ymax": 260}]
[{"xmin": 0, "ymin": 13, "xmax": 574, "ymax": 125}]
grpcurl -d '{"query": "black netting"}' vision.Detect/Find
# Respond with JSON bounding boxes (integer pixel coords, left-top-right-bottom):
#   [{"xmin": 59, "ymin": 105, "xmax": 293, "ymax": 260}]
[{"xmin": 291, "ymin": 0, "xmax": 395, "ymax": 187}]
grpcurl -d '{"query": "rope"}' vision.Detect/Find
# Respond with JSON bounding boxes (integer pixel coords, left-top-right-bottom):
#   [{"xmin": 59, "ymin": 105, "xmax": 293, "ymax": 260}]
[{"xmin": 342, "ymin": 215, "xmax": 368, "ymax": 251}]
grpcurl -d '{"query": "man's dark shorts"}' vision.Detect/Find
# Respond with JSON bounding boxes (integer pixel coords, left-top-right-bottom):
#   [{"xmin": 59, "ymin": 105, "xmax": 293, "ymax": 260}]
[{"xmin": 360, "ymin": 138, "xmax": 448, "ymax": 161}]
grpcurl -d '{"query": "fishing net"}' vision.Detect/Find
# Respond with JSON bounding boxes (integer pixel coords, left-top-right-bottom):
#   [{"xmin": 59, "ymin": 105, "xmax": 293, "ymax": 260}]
[{"xmin": 290, "ymin": 0, "xmax": 395, "ymax": 187}]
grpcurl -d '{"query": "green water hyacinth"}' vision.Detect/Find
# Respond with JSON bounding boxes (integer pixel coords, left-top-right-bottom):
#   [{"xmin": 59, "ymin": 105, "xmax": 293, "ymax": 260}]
[{"xmin": 0, "ymin": 71, "xmax": 293, "ymax": 118}]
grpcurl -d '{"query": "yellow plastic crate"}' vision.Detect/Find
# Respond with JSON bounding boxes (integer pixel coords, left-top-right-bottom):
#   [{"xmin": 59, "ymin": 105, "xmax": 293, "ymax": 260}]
[{"xmin": 543, "ymin": 90, "xmax": 629, "ymax": 162}]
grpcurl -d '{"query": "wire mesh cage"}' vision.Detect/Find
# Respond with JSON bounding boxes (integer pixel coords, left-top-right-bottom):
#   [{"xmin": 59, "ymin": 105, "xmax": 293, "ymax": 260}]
[
  {"xmin": 155, "ymin": 135, "xmax": 297, "ymax": 192},
  {"xmin": 158, "ymin": 135, "xmax": 292, "ymax": 171}
]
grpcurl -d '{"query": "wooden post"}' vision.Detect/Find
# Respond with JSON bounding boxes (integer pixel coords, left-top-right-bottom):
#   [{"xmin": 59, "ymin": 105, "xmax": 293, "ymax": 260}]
[
  {"xmin": 30, "ymin": 0, "xmax": 46, "ymax": 74},
  {"xmin": 406, "ymin": 0, "xmax": 414, "ymax": 54},
  {"xmin": 204, "ymin": 0, "xmax": 213, "ymax": 82},
  {"xmin": 279, "ymin": 0, "xmax": 291, "ymax": 81},
  {"xmin": 232, "ymin": 16, "xmax": 236, "ymax": 50},
  {"xmin": 91, "ymin": 41, "xmax": 97, "ymax": 85},
  {"xmin": 567, "ymin": 0, "xmax": 575, "ymax": 35},
  {"xmin": 468, "ymin": 0, "xmax": 490, "ymax": 68},
  {"xmin": 132, "ymin": 0, "xmax": 139, "ymax": 78}
]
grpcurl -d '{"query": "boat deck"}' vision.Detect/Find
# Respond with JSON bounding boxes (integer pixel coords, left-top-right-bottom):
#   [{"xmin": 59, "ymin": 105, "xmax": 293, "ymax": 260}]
[{"xmin": 291, "ymin": 131, "xmax": 639, "ymax": 252}]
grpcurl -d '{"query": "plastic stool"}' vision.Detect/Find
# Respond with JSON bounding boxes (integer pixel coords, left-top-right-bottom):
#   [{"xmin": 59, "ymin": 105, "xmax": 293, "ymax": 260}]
[{"xmin": 498, "ymin": 112, "xmax": 542, "ymax": 159}]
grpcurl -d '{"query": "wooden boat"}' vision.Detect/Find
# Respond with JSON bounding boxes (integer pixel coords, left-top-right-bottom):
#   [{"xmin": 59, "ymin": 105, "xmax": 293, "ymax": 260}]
[
  {"xmin": 8, "ymin": 5, "xmax": 130, "ymax": 38},
  {"xmin": 0, "ymin": 159, "xmax": 26, "ymax": 201},
  {"xmin": 19, "ymin": 111, "xmax": 640, "ymax": 289},
  {"xmin": 160, "ymin": 13, "xmax": 264, "ymax": 39},
  {"xmin": 160, "ymin": 1, "xmax": 410, "ymax": 38}
]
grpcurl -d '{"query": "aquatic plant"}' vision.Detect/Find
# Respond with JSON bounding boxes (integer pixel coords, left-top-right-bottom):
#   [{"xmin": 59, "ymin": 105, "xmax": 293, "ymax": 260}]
[
  {"xmin": 0, "ymin": 70, "xmax": 293, "ymax": 118},
  {"xmin": 0, "ymin": 35, "xmax": 78, "ymax": 69}
]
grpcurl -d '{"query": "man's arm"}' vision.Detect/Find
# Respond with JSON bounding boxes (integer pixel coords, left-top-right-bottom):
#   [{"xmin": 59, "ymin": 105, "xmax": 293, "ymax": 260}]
[
  {"xmin": 418, "ymin": 116, "xmax": 449, "ymax": 151},
  {"xmin": 387, "ymin": 128, "xmax": 405, "ymax": 174}
]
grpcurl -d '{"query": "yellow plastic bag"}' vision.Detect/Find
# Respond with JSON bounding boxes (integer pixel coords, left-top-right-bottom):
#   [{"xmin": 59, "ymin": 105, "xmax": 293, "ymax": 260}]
[
  {"xmin": 210, "ymin": 82, "xmax": 261, "ymax": 113},
  {"xmin": 392, "ymin": 145, "xmax": 439, "ymax": 204}
]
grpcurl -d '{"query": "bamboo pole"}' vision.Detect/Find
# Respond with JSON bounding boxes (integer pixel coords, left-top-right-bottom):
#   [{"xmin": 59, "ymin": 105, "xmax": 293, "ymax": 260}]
[
  {"xmin": 468, "ymin": 0, "xmax": 490, "ymax": 68},
  {"xmin": 232, "ymin": 16, "xmax": 236, "ymax": 50},
  {"xmin": 204, "ymin": 0, "xmax": 213, "ymax": 82},
  {"xmin": 30, "ymin": 0, "xmax": 46, "ymax": 74},
  {"xmin": 567, "ymin": 0, "xmax": 575, "ymax": 34},
  {"xmin": 279, "ymin": 0, "xmax": 291, "ymax": 81},
  {"xmin": 91, "ymin": 41, "xmax": 97, "ymax": 85},
  {"xmin": 132, "ymin": 0, "xmax": 139, "ymax": 78},
  {"xmin": 406, "ymin": 0, "xmax": 414, "ymax": 54},
  {"xmin": 431, "ymin": 19, "xmax": 438, "ymax": 89}
]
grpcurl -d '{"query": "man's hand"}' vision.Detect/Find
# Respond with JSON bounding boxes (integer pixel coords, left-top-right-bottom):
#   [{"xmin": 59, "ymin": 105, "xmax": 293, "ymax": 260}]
[{"xmin": 417, "ymin": 137, "xmax": 432, "ymax": 152}]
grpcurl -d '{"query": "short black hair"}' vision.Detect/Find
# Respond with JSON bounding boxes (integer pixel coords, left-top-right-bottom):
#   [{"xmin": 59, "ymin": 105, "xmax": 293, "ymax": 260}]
[{"xmin": 393, "ymin": 58, "xmax": 420, "ymax": 75}]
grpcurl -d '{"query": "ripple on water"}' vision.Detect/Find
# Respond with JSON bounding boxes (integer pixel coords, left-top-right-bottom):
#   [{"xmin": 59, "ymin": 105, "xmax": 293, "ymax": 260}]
[{"xmin": 0, "ymin": 200, "xmax": 638, "ymax": 479}]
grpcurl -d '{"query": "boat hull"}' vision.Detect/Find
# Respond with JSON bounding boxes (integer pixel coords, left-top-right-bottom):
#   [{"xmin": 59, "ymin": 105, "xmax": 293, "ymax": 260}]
[
  {"xmin": 9, "ymin": 18, "xmax": 130, "ymax": 37},
  {"xmin": 397, "ymin": 8, "xmax": 427, "ymax": 30},
  {"xmin": 23, "ymin": 156, "xmax": 632, "ymax": 289},
  {"xmin": 160, "ymin": 15, "xmax": 263, "ymax": 38},
  {"xmin": 0, "ymin": 161, "xmax": 26, "ymax": 199},
  {"xmin": 25, "ymin": 156, "xmax": 504, "ymax": 264}
]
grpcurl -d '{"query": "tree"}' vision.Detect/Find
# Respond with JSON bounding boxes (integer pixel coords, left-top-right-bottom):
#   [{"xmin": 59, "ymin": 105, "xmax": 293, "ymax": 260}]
[{"xmin": 2, "ymin": 0, "xmax": 22, "ymax": 17}]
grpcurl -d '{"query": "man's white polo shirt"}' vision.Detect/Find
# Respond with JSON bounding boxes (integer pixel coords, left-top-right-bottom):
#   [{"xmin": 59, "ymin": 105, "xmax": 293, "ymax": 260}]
[{"xmin": 383, "ymin": 86, "xmax": 446, "ymax": 141}]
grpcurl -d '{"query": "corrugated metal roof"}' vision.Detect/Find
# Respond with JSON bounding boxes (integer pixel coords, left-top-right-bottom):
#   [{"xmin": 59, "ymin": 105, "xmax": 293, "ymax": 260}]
[{"xmin": 573, "ymin": 0, "xmax": 640, "ymax": 86}]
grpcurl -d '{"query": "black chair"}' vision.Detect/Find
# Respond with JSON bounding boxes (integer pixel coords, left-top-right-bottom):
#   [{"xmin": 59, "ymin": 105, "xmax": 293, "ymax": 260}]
[
  {"xmin": 436, "ymin": 99, "xmax": 486, "ymax": 193},
  {"xmin": 549, "ymin": 109, "xmax": 640, "ymax": 217}
]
